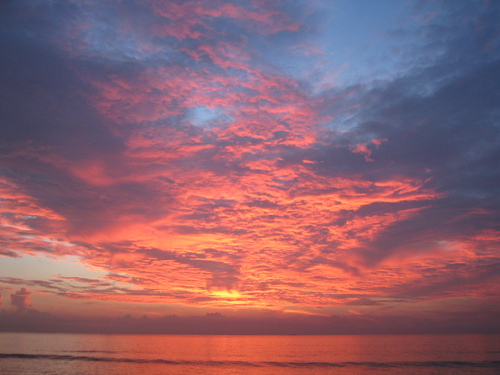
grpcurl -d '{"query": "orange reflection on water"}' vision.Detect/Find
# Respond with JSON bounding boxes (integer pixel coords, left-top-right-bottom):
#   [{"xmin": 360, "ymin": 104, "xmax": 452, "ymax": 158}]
[{"xmin": 2, "ymin": 333, "xmax": 499, "ymax": 375}]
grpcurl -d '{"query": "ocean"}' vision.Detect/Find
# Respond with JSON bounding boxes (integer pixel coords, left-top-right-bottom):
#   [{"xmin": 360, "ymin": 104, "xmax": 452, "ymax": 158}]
[{"xmin": 0, "ymin": 333, "xmax": 498, "ymax": 374}]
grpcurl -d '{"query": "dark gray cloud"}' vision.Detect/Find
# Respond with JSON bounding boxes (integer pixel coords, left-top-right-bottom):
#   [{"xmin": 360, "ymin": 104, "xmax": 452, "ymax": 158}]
[
  {"xmin": 0, "ymin": 1, "xmax": 123, "ymax": 157},
  {"xmin": 10, "ymin": 287, "xmax": 32, "ymax": 313},
  {"xmin": 304, "ymin": 0, "xmax": 500, "ymax": 267}
]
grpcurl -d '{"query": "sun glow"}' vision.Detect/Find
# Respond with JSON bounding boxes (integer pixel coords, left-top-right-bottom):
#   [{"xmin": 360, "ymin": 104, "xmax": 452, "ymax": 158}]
[{"xmin": 209, "ymin": 289, "xmax": 243, "ymax": 299}]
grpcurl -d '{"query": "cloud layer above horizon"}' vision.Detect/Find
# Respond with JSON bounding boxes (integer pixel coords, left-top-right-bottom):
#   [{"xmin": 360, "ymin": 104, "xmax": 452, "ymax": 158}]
[{"xmin": 0, "ymin": 0, "xmax": 499, "ymax": 326}]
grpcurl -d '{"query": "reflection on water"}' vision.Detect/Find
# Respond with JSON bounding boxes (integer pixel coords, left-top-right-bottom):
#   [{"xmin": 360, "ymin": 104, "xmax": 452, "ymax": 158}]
[{"xmin": 0, "ymin": 333, "xmax": 499, "ymax": 375}]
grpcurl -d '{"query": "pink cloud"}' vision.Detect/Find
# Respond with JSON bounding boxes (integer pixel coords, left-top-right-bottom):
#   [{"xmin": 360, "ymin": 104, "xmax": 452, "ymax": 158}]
[{"xmin": 149, "ymin": 0, "xmax": 300, "ymax": 39}]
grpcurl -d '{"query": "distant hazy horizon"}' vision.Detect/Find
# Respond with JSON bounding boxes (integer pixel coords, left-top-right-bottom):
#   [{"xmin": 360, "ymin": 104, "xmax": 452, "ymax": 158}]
[{"xmin": 1, "ymin": 309, "xmax": 498, "ymax": 335}]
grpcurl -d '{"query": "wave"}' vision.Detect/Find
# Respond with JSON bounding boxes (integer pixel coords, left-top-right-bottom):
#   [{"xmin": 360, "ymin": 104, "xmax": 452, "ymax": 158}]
[
  {"xmin": 1, "ymin": 353, "xmax": 499, "ymax": 369},
  {"xmin": 61, "ymin": 350, "xmax": 119, "ymax": 354}
]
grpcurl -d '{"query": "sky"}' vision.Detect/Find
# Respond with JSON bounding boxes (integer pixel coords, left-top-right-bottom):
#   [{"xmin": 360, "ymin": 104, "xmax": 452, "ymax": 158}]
[{"xmin": 0, "ymin": 0, "xmax": 499, "ymax": 334}]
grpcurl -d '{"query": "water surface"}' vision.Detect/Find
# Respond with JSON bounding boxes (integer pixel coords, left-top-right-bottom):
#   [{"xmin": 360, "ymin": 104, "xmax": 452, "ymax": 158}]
[{"xmin": 0, "ymin": 333, "xmax": 498, "ymax": 374}]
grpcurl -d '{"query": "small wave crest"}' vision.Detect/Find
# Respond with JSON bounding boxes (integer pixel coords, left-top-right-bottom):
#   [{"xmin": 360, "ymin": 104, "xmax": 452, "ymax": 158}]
[{"xmin": 1, "ymin": 353, "xmax": 499, "ymax": 369}]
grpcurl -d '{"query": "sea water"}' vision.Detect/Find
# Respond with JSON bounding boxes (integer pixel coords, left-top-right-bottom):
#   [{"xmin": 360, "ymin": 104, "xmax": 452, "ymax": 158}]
[{"xmin": 0, "ymin": 333, "xmax": 498, "ymax": 374}]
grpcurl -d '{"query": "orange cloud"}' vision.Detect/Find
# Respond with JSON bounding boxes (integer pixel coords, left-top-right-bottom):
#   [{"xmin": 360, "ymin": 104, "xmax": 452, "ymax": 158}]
[{"xmin": 1, "ymin": 0, "xmax": 498, "ymax": 329}]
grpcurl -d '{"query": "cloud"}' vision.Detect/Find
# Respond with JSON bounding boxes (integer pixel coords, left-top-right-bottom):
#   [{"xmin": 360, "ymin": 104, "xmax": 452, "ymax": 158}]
[
  {"xmin": 10, "ymin": 288, "xmax": 32, "ymax": 313},
  {"xmin": 0, "ymin": 0, "xmax": 498, "ymax": 322}
]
